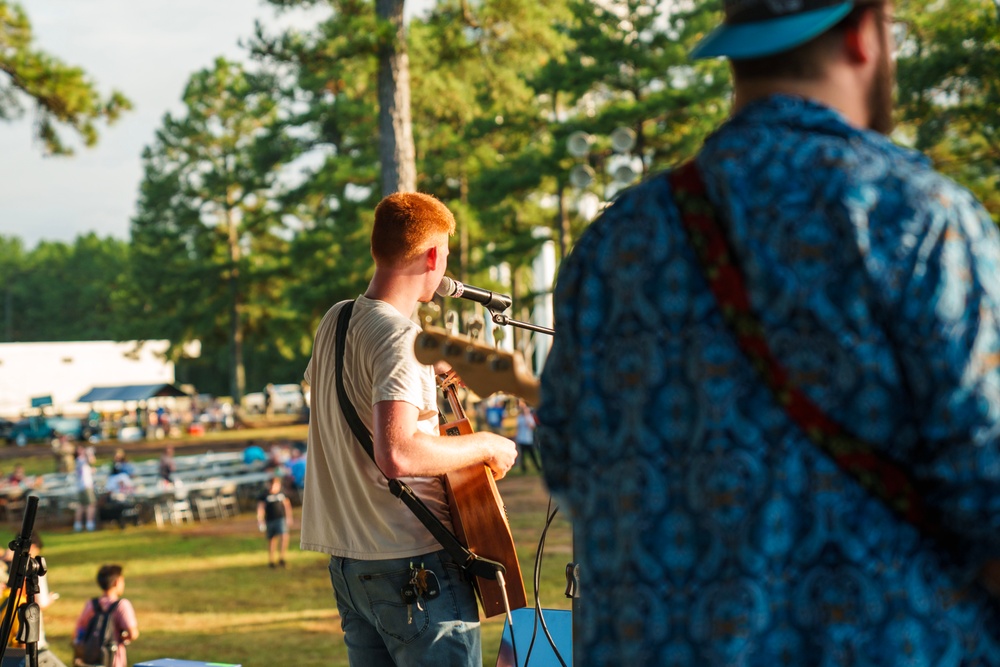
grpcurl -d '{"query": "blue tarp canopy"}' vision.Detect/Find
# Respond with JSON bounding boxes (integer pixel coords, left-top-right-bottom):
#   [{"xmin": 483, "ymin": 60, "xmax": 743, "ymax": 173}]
[{"xmin": 78, "ymin": 384, "xmax": 190, "ymax": 403}]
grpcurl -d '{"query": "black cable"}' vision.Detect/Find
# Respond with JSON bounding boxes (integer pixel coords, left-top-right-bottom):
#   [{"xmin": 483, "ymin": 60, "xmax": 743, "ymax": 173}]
[
  {"xmin": 536, "ymin": 503, "xmax": 568, "ymax": 667},
  {"xmin": 508, "ymin": 577, "xmax": 520, "ymax": 667},
  {"xmin": 521, "ymin": 497, "xmax": 567, "ymax": 667},
  {"xmin": 522, "ymin": 499, "xmax": 549, "ymax": 665}
]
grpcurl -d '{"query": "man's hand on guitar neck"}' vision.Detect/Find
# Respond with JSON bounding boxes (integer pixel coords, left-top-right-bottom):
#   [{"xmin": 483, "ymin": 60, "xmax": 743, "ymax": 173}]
[
  {"xmin": 435, "ymin": 369, "xmax": 464, "ymax": 390},
  {"xmin": 432, "ymin": 360, "xmax": 454, "ymax": 376}
]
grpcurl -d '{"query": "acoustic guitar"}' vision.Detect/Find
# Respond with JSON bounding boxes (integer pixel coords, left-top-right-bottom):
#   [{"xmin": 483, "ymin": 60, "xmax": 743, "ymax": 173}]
[{"xmin": 414, "ymin": 325, "xmax": 539, "ymax": 618}]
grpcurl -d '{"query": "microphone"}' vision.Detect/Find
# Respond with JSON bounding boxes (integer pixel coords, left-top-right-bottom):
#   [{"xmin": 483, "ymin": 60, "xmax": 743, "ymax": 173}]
[{"xmin": 436, "ymin": 276, "xmax": 512, "ymax": 312}]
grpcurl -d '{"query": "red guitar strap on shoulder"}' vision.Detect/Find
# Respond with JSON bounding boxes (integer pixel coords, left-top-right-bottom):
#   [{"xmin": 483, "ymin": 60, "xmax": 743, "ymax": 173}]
[{"xmin": 668, "ymin": 160, "xmax": 943, "ymax": 540}]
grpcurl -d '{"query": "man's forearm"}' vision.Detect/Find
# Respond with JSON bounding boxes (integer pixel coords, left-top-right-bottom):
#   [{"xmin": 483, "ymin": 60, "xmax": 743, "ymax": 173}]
[{"xmin": 376, "ymin": 431, "xmax": 496, "ymax": 478}]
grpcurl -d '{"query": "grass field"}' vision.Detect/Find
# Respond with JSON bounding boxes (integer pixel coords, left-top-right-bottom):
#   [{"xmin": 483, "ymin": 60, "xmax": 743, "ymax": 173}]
[{"xmin": 7, "ymin": 469, "xmax": 572, "ymax": 667}]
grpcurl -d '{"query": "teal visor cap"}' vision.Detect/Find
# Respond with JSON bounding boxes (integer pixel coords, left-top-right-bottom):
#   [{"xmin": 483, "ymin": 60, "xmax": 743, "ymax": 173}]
[{"xmin": 690, "ymin": 2, "xmax": 855, "ymax": 60}]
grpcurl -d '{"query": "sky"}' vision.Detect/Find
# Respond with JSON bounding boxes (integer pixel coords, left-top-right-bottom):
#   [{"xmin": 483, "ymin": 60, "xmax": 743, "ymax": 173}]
[{"xmin": 0, "ymin": 0, "xmax": 432, "ymax": 248}]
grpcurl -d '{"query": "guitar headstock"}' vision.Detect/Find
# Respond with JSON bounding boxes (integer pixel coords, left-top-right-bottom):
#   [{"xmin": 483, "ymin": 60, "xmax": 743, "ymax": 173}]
[{"xmin": 414, "ymin": 325, "xmax": 539, "ymax": 406}]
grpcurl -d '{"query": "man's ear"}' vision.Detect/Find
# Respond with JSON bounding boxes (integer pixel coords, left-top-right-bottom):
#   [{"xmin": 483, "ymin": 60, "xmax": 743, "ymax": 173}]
[
  {"xmin": 843, "ymin": 7, "xmax": 879, "ymax": 64},
  {"xmin": 426, "ymin": 245, "xmax": 441, "ymax": 271}
]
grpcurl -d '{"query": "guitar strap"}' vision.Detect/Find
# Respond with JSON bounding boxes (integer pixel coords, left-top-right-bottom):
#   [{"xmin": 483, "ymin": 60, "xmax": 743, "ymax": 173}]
[
  {"xmin": 333, "ymin": 300, "xmax": 504, "ymax": 581},
  {"xmin": 668, "ymin": 160, "xmax": 945, "ymax": 542}
]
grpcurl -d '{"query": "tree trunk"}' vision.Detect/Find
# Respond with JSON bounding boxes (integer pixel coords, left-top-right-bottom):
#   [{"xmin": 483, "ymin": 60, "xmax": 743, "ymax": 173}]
[
  {"xmin": 376, "ymin": 0, "xmax": 417, "ymax": 195},
  {"xmin": 226, "ymin": 197, "xmax": 245, "ymax": 403}
]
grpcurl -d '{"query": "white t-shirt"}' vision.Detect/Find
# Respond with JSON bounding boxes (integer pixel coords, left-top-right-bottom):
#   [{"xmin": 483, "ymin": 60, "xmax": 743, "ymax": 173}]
[
  {"xmin": 515, "ymin": 410, "xmax": 536, "ymax": 445},
  {"xmin": 75, "ymin": 456, "xmax": 93, "ymax": 491},
  {"xmin": 300, "ymin": 296, "xmax": 452, "ymax": 559}
]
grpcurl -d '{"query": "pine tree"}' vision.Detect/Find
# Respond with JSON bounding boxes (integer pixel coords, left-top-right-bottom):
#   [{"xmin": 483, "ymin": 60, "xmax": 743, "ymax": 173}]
[
  {"xmin": 125, "ymin": 59, "xmax": 290, "ymax": 401},
  {"xmin": 0, "ymin": 1, "xmax": 131, "ymax": 155}
]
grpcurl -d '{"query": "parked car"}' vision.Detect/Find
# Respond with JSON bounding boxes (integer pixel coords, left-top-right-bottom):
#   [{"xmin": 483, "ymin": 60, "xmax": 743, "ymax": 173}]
[
  {"xmin": 243, "ymin": 384, "xmax": 304, "ymax": 414},
  {"xmin": 8, "ymin": 415, "xmax": 83, "ymax": 446},
  {"xmin": 0, "ymin": 418, "xmax": 13, "ymax": 443}
]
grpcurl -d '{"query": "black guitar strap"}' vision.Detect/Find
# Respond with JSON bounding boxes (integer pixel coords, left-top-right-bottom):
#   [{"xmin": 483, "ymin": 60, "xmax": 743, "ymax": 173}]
[{"xmin": 333, "ymin": 300, "xmax": 503, "ymax": 581}]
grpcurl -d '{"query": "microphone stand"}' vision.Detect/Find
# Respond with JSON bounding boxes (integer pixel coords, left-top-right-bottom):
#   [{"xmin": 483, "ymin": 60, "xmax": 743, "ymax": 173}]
[{"xmin": 0, "ymin": 495, "xmax": 41, "ymax": 667}]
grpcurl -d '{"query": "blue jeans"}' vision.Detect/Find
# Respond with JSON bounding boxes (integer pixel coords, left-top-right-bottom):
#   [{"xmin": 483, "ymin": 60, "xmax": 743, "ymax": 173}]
[{"xmin": 328, "ymin": 550, "xmax": 482, "ymax": 667}]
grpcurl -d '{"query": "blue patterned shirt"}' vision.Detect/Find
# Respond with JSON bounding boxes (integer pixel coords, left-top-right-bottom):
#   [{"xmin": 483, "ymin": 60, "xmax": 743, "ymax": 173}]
[{"xmin": 538, "ymin": 95, "xmax": 1000, "ymax": 666}]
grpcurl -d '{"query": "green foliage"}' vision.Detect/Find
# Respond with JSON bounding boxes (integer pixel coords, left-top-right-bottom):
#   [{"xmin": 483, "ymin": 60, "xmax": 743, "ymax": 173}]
[
  {"xmin": 124, "ymin": 58, "xmax": 294, "ymax": 399},
  {"xmin": 0, "ymin": 233, "xmax": 128, "ymax": 342},
  {"xmin": 467, "ymin": 0, "xmax": 729, "ymax": 262},
  {"xmin": 6, "ymin": 0, "xmax": 1000, "ymax": 388},
  {"xmin": 411, "ymin": 0, "xmax": 571, "ymax": 283},
  {"xmin": 250, "ymin": 0, "xmax": 385, "ymax": 325},
  {"xmin": 0, "ymin": 1, "xmax": 131, "ymax": 155},
  {"xmin": 896, "ymin": 0, "xmax": 1000, "ymax": 223}
]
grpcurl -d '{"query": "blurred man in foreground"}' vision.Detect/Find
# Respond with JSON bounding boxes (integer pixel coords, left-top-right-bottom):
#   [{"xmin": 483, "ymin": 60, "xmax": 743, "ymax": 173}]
[{"xmin": 539, "ymin": 1, "xmax": 1000, "ymax": 664}]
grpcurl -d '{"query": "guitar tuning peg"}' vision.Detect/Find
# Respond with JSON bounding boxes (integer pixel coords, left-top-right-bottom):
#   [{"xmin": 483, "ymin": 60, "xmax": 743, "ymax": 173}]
[
  {"xmin": 416, "ymin": 332, "xmax": 439, "ymax": 351},
  {"xmin": 489, "ymin": 354, "xmax": 512, "ymax": 373},
  {"xmin": 466, "ymin": 314, "xmax": 484, "ymax": 341},
  {"xmin": 465, "ymin": 348, "xmax": 487, "ymax": 365},
  {"xmin": 445, "ymin": 310, "xmax": 459, "ymax": 335},
  {"xmin": 492, "ymin": 327, "xmax": 505, "ymax": 347}
]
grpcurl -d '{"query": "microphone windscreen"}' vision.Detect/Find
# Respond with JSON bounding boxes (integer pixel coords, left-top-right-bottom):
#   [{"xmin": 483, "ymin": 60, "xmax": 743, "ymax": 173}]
[{"xmin": 435, "ymin": 276, "xmax": 457, "ymax": 297}]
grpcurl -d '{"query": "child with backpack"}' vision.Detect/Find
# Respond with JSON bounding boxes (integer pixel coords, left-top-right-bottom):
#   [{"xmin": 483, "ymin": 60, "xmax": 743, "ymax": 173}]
[{"xmin": 72, "ymin": 564, "xmax": 138, "ymax": 667}]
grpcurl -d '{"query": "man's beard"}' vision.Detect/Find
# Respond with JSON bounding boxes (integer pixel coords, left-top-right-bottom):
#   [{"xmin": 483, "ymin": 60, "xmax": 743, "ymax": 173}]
[{"xmin": 868, "ymin": 38, "xmax": 896, "ymax": 134}]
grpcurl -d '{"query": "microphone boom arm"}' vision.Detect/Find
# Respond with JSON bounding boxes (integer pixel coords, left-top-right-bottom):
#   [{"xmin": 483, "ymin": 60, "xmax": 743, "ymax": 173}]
[{"xmin": 489, "ymin": 311, "xmax": 554, "ymax": 337}]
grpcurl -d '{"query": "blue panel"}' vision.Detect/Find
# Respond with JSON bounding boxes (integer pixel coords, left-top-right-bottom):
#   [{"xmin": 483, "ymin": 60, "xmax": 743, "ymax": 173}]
[
  {"xmin": 135, "ymin": 660, "xmax": 241, "ymax": 667},
  {"xmin": 495, "ymin": 608, "xmax": 572, "ymax": 667}
]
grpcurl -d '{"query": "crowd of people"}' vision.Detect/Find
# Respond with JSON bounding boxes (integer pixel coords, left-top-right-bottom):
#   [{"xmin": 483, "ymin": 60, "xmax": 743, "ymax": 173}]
[
  {"xmin": 0, "ymin": 439, "xmax": 309, "ymax": 538},
  {"xmin": 78, "ymin": 400, "xmax": 237, "ymax": 444},
  {"xmin": 0, "ymin": 441, "xmax": 306, "ymax": 661}
]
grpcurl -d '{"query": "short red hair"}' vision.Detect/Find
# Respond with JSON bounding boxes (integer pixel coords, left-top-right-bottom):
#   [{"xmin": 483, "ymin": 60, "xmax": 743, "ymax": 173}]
[{"xmin": 371, "ymin": 192, "xmax": 456, "ymax": 267}]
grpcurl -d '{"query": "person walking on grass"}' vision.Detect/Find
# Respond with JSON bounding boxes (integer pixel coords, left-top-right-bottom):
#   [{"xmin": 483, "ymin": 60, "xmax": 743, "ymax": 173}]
[
  {"xmin": 73, "ymin": 445, "xmax": 97, "ymax": 532},
  {"xmin": 257, "ymin": 476, "xmax": 293, "ymax": 568},
  {"xmin": 514, "ymin": 399, "xmax": 541, "ymax": 473}
]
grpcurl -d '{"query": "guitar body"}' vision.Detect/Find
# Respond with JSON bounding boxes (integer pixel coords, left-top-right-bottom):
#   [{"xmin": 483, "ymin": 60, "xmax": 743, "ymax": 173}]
[{"xmin": 441, "ymin": 410, "xmax": 527, "ymax": 618}]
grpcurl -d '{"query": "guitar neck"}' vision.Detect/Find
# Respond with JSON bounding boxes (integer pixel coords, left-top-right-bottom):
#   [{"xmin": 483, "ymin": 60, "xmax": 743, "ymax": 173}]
[
  {"xmin": 416, "ymin": 326, "xmax": 540, "ymax": 406},
  {"xmin": 441, "ymin": 382, "xmax": 465, "ymax": 421},
  {"xmin": 440, "ymin": 380, "xmax": 468, "ymax": 422}
]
